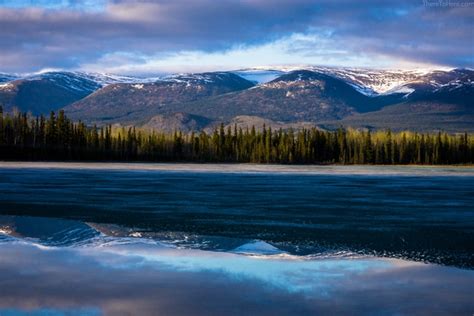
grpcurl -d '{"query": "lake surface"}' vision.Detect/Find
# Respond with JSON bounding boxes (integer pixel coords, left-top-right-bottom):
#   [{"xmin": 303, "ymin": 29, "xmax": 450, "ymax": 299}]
[{"xmin": 0, "ymin": 162, "xmax": 473, "ymax": 315}]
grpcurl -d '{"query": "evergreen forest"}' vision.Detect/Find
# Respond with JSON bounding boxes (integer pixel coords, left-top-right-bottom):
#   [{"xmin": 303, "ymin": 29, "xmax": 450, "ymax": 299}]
[{"xmin": 0, "ymin": 108, "xmax": 473, "ymax": 164}]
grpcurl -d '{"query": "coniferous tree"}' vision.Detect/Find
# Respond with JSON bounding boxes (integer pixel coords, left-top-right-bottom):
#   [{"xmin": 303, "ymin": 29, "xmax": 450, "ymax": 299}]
[{"xmin": 0, "ymin": 110, "xmax": 472, "ymax": 164}]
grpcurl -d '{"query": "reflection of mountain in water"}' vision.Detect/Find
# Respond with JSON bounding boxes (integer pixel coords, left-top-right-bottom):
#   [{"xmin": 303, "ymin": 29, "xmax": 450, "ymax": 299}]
[
  {"xmin": 87, "ymin": 222, "xmax": 251, "ymax": 251},
  {"xmin": 1, "ymin": 215, "xmax": 472, "ymax": 269},
  {"xmin": 0, "ymin": 216, "xmax": 263, "ymax": 253},
  {"xmin": 233, "ymin": 240, "xmax": 285, "ymax": 255},
  {"xmin": 0, "ymin": 215, "xmax": 99, "ymax": 246},
  {"xmin": 0, "ymin": 216, "xmax": 349, "ymax": 258}
]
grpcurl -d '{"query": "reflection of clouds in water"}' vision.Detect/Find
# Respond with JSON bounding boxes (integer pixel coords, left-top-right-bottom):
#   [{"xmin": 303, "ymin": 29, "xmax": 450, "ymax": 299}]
[
  {"xmin": 92, "ymin": 242, "xmax": 391, "ymax": 293},
  {"xmin": 0, "ymin": 242, "xmax": 473, "ymax": 316}
]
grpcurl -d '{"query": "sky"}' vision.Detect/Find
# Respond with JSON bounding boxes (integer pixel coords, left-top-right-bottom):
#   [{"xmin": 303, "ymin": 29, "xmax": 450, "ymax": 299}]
[{"xmin": 0, "ymin": 0, "xmax": 473, "ymax": 75}]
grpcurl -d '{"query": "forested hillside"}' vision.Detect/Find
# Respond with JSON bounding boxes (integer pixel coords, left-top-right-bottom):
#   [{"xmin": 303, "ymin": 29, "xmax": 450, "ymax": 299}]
[{"xmin": 1, "ymin": 108, "xmax": 472, "ymax": 164}]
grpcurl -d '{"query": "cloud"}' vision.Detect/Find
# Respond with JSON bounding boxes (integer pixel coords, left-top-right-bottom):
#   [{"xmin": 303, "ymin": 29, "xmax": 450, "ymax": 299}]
[
  {"xmin": 1, "ymin": 242, "xmax": 474, "ymax": 315},
  {"xmin": 81, "ymin": 33, "xmax": 403, "ymax": 76},
  {"xmin": 0, "ymin": 0, "xmax": 472, "ymax": 73}
]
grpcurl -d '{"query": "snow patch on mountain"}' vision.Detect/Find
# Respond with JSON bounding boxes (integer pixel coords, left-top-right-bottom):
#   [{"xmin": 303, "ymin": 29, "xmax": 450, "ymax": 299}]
[
  {"xmin": 2, "ymin": 66, "xmax": 469, "ymax": 100},
  {"xmin": 161, "ymin": 72, "xmax": 235, "ymax": 84},
  {"xmin": 23, "ymin": 71, "xmax": 161, "ymax": 89},
  {"xmin": 235, "ymin": 66, "xmax": 453, "ymax": 97},
  {"xmin": 162, "ymin": 74, "xmax": 213, "ymax": 84},
  {"xmin": 23, "ymin": 72, "xmax": 101, "ymax": 94},
  {"xmin": 303, "ymin": 66, "xmax": 438, "ymax": 96},
  {"xmin": 79, "ymin": 72, "xmax": 161, "ymax": 86},
  {"xmin": 384, "ymin": 86, "xmax": 415, "ymax": 96}
]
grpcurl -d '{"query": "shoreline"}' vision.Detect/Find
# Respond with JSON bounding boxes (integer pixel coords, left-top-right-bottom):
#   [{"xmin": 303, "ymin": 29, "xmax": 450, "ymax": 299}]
[{"xmin": 1, "ymin": 161, "xmax": 473, "ymax": 176}]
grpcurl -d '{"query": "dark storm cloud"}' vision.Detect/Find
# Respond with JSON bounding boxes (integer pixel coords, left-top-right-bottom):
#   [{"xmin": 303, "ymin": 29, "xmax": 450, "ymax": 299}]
[
  {"xmin": 0, "ymin": 0, "xmax": 472, "ymax": 72},
  {"xmin": 315, "ymin": 1, "xmax": 474, "ymax": 66}
]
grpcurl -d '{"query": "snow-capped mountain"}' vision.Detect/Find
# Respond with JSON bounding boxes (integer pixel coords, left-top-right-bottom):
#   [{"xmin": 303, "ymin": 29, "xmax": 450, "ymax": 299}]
[
  {"xmin": 75, "ymin": 72, "xmax": 161, "ymax": 86},
  {"xmin": 0, "ymin": 67, "xmax": 472, "ymax": 132},
  {"xmin": 25, "ymin": 72, "xmax": 102, "ymax": 93},
  {"xmin": 6, "ymin": 71, "xmax": 246, "ymax": 89},
  {"xmin": 161, "ymin": 69, "xmax": 394, "ymax": 124},
  {"xmin": 2, "ymin": 66, "xmax": 468, "ymax": 99},
  {"xmin": 162, "ymin": 68, "xmax": 473, "ymax": 132},
  {"xmin": 0, "ymin": 71, "xmax": 164, "ymax": 114},
  {"xmin": 24, "ymin": 71, "xmax": 246, "ymax": 88},
  {"xmin": 311, "ymin": 67, "xmax": 432, "ymax": 96},
  {"xmin": 25, "ymin": 71, "xmax": 163, "ymax": 89},
  {"xmin": 0, "ymin": 72, "xmax": 103, "ymax": 114},
  {"xmin": 389, "ymin": 68, "xmax": 474, "ymax": 96},
  {"xmin": 233, "ymin": 66, "xmax": 447, "ymax": 96},
  {"xmin": 161, "ymin": 72, "xmax": 250, "ymax": 85},
  {"xmin": 64, "ymin": 72, "xmax": 255, "ymax": 125}
]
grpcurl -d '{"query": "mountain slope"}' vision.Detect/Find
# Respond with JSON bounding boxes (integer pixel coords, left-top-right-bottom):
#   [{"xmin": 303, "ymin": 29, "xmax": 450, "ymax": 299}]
[
  {"xmin": 0, "ymin": 71, "xmax": 163, "ymax": 115},
  {"xmin": 64, "ymin": 72, "xmax": 255, "ymax": 125},
  {"xmin": 307, "ymin": 66, "xmax": 432, "ymax": 96},
  {"xmin": 143, "ymin": 112, "xmax": 214, "ymax": 133},
  {"xmin": 0, "ymin": 67, "xmax": 471, "ymax": 132},
  {"xmin": 321, "ymin": 101, "xmax": 474, "ymax": 132},
  {"xmin": 393, "ymin": 68, "xmax": 474, "ymax": 102},
  {"xmin": 234, "ymin": 66, "xmax": 435, "ymax": 96},
  {"xmin": 0, "ymin": 72, "xmax": 101, "ymax": 114},
  {"xmin": 320, "ymin": 69, "xmax": 474, "ymax": 132},
  {"xmin": 63, "ymin": 68, "xmax": 473, "ymax": 132},
  {"xmin": 163, "ymin": 70, "xmax": 398, "ymax": 123}
]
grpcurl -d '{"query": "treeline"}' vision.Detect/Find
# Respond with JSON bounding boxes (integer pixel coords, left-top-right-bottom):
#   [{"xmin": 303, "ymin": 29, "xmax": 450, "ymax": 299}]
[{"xmin": 0, "ymin": 108, "xmax": 473, "ymax": 164}]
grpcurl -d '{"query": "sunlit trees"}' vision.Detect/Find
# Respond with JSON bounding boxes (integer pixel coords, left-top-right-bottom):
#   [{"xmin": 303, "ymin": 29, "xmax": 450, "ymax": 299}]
[{"xmin": 0, "ymin": 110, "xmax": 472, "ymax": 164}]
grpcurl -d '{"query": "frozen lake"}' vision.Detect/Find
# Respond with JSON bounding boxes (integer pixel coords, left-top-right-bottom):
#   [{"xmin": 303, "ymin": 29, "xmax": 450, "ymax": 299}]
[{"xmin": 0, "ymin": 162, "xmax": 473, "ymax": 315}]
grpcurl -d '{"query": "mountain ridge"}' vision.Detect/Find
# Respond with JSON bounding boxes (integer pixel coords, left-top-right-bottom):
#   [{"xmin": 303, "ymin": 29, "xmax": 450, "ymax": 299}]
[{"xmin": 0, "ymin": 67, "xmax": 472, "ymax": 132}]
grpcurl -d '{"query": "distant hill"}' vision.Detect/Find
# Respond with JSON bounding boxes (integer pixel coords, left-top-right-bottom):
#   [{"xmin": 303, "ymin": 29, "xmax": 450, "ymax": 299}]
[
  {"xmin": 142, "ymin": 112, "xmax": 214, "ymax": 133},
  {"xmin": 0, "ymin": 67, "xmax": 472, "ymax": 132},
  {"xmin": 234, "ymin": 66, "xmax": 433, "ymax": 95},
  {"xmin": 0, "ymin": 71, "xmax": 161, "ymax": 115},
  {"xmin": 321, "ymin": 69, "xmax": 474, "ymax": 132},
  {"xmin": 64, "ymin": 72, "xmax": 255, "ymax": 125},
  {"xmin": 64, "ymin": 68, "xmax": 473, "ymax": 132},
  {"xmin": 166, "ymin": 70, "xmax": 409, "ymax": 122},
  {"xmin": 321, "ymin": 102, "xmax": 473, "ymax": 132},
  {"xmin": 0, "ymin": 72, "xmax": 101, "ymax": 114}
]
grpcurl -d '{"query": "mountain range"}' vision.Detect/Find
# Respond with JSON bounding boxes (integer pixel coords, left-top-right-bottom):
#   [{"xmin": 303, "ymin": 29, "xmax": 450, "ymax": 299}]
[{"xmin": 0, "ymin": 67, "xmax": 472, "ymax": 132}]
